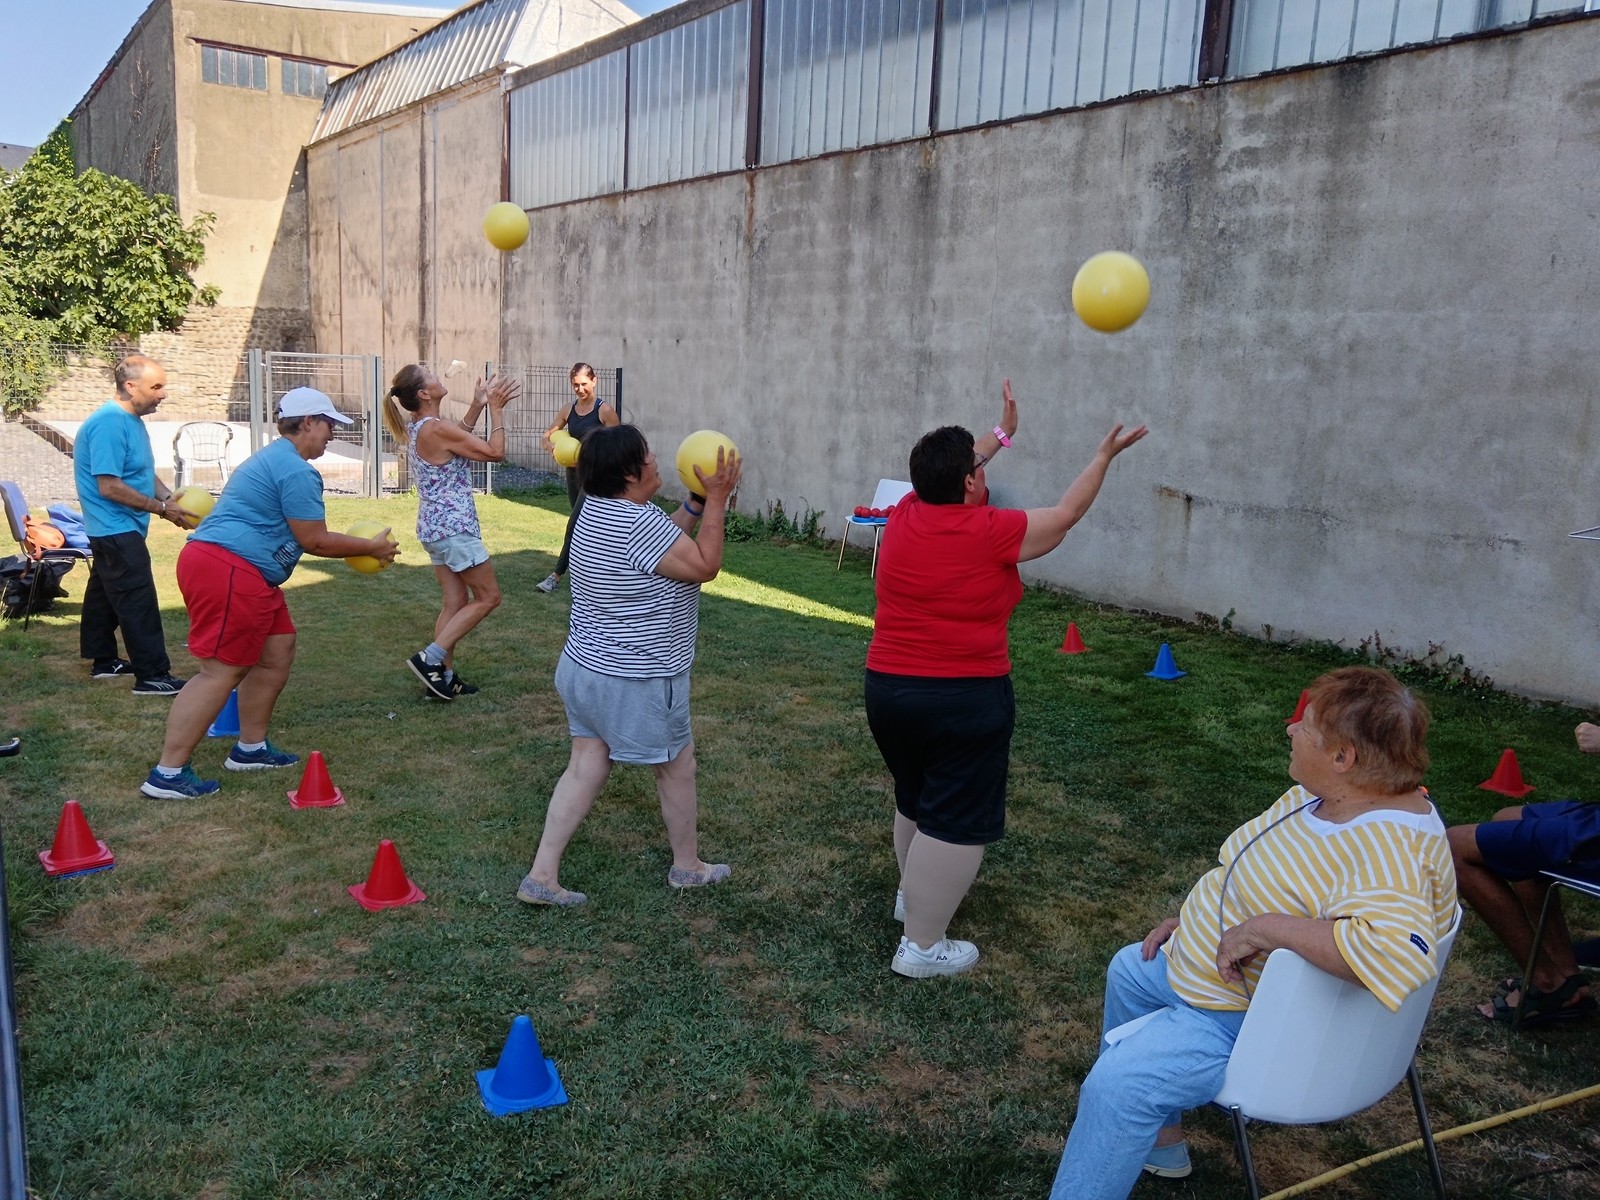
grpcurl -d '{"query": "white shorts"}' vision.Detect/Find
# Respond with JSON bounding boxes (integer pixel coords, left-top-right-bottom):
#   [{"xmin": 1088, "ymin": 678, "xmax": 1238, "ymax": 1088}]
[{"xmin": 422, "ymin": 533, "xmax": 489, "ymax": 574}]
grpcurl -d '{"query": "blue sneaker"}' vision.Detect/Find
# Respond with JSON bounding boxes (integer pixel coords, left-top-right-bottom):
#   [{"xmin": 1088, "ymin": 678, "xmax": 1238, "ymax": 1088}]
[
  {"xmin": 141, "ymin": 764, "xmax": 221, "ymax": 799},
  {"xmin": 1142, "ymin": 1141, "xmax": 1192, "ymax": 1179},
  {"xmin": 224, "ymin": 741, "xmax": 300, "ymax": 771}
]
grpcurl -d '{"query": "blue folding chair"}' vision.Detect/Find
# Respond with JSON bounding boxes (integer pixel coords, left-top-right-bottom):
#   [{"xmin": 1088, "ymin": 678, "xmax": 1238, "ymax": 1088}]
[{"xmin": 1, "ymin": 481, "xmax": 93, "ymax": 629}]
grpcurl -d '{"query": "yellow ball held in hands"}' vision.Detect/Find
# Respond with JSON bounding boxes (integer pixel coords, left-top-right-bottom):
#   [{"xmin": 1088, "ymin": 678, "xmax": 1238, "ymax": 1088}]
[
  {"xmin": 1071, "ymin": 251, "xmax": 1150, "ymax": 333},
  {"xmin": 551, "ymin": 432, "xmax": 581, "ymax": 468},
  {"xmin": 172, "ymin": 485, "xmax": 214, "ymax": 526},
  {"xmin": 675, "ymin": 430, "xmax": 738, "ymax": 494},
  {"xmin": 345, "ymin": 518, "xmax": 394, "ymax": 575},
  {"xmin": 483, "ymin": 202, "xmax": 530, "ymax": 252}
]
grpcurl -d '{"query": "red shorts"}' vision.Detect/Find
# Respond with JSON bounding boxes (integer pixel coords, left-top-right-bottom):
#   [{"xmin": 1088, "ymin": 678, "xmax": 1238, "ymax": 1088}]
[{"xmin": 177, "ymin": 540, "xmax": 296, "ymax": 667}]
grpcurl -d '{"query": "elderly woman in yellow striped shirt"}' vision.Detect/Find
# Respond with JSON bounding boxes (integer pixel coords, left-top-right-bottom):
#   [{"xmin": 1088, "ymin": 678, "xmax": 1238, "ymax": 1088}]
[{"xmin": 1050, "ymin": 666, "xmax": 1458, "ymax": 1200}]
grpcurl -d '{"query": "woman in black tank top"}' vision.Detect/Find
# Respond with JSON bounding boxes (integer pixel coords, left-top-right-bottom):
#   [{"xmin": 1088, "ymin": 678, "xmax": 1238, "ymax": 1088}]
[{"xmin": 539, "ymin": 362, "xmax": 619, "ymax": 593}]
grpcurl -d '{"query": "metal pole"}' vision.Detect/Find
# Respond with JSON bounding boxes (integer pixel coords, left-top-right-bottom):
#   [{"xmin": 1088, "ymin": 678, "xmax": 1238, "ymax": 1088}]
[
  {"xmin": 247, "ymin": 349, "xmax": 267, "ymax": 452},
  {"xmin": 366, "ymin": 355, "xmax": 383, "ymax": 498}
]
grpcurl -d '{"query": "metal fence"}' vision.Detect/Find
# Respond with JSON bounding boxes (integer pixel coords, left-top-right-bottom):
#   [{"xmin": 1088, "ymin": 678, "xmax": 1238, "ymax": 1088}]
[
  {"xmin": 0, "ymin": 346, "xmax": 621, "ymax": 507},
  {"xmin": 507, "ymin": 0, "xmax": 1599, "ymax": 208}
]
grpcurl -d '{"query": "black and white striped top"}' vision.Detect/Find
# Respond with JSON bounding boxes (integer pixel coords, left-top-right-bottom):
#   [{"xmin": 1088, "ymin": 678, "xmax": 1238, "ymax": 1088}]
[{"xmin": 564, "ymin": 495, "xmax": 698, "ymax": 678}]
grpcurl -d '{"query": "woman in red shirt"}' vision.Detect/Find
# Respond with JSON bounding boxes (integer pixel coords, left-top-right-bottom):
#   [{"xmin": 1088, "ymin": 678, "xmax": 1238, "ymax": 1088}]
[{"xmin": 867, "ymin": 381, "xmax": 1146, "ymax": 978}]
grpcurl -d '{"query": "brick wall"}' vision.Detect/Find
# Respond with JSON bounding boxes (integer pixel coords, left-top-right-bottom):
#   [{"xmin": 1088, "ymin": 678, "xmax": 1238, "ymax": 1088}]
[{"xmin": 33, "ymin": 303, "xmax": 314, "ymax": 422}]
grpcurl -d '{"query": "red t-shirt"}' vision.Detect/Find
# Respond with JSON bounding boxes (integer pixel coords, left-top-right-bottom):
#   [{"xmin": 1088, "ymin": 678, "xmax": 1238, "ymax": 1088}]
[{"xmin": 866, "ymin": 493, "xmax": 1028, "ymax": 677}]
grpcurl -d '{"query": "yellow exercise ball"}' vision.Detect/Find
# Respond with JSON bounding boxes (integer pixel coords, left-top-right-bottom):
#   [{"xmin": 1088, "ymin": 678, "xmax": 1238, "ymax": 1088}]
[
  {"xmin": 1071, "ymin": 251, "xmax": 1151, "ymax": 333},
  {"xmin": 172, "ymin": 485, "xmax": 214, "ymax": 526},
  {"xmin": 674, "ymin": 430, "xmax": 739, "ymax": 493},
  {"xmin": 346, "ymin": 518, "xmax": 393, "ymax": 575},
  {"xmin": 552, "ymin": 433, "xmax": 581, "ymax": 468},
  {"xmin": 483, "ymin": 202, "xmax": 530, "ymax": 252}
]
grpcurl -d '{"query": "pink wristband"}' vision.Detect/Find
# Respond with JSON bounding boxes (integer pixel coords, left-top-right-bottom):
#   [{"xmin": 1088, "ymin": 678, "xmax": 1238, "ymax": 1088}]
[{"xmin": 993, "ymin": 426, "xmax": 1012, "ymax": 448}]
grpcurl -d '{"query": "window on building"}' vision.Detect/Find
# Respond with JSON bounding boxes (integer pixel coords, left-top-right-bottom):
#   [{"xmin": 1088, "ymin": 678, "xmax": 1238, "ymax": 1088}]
[
  {"xmin": 201, "ymin": 44, "xmax": 267, "ymax": 91},
  {"xmin": 282, "ymin": 59, "xmax": 329, "ymax": 99}
]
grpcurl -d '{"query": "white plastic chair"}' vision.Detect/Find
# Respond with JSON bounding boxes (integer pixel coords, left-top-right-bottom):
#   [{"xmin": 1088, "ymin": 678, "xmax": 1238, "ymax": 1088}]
[
  {"xmin": 1104, "ymin": 907, "xmax": 1460, "ymax": 1200},
  {"xmin": 172, "ymin": 421, "xmax": 233, "ymax": 489},
  {"xmin": 836, "ymin": 478, "xmax": 913, "ymax": 576}
]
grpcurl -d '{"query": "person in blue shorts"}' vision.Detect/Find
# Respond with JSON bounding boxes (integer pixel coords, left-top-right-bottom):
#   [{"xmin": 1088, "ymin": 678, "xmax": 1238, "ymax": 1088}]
[
  {"xmin": 139, "ymin": 388, "xmax": 398, "ymax": 799},
  {"xmin": 1449, "ymin": 720, "xmax": 1600, "ymax": 1026}
]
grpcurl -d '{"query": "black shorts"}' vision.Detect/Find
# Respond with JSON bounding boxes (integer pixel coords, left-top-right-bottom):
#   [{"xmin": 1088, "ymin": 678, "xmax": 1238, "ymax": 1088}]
[{"xmin": 864, "ymin": 670, "xmax": 1015, "ymax": 845}]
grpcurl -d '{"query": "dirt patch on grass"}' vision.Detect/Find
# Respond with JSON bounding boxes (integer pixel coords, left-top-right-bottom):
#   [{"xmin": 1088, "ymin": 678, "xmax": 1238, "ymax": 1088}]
[
  {"xmin": 310, "ymin": 1051, "xmax": 374, "ymax": 1091},
  {"xmin": 807, "ymin": 1045, "xmax": 991, "ymax": 1122}
]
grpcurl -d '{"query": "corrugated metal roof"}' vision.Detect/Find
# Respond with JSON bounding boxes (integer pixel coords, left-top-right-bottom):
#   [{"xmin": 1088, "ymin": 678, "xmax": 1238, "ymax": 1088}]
[{"xmin": 311, "ymin": 0, "xmax": 532, "ymax": 141}]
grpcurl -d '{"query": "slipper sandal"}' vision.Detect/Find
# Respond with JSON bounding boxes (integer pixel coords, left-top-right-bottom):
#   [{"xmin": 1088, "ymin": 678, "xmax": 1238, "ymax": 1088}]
[{"xmin": 1483, "ymin": 974, "xmax": 1598, "ymax": 1027}]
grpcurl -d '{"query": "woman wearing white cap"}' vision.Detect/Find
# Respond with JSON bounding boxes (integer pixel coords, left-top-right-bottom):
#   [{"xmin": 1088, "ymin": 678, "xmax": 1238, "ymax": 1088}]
[{"xmin": 140, "ymin": 387, "xmax": 399, "ymax": 799}]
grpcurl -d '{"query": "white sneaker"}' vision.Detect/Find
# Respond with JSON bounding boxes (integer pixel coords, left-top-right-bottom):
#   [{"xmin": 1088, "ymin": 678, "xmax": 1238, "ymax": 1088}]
[
  {"xmin": 537, "ymin": 573, "xmax": 560, "ymax": 593},
  {"xmin": 893, "ymin": 889, "xmax": 905, "ymax": 922},
  {"xmin": 891, "ymin": 935, "xmax": 979, "ymax": 979}
]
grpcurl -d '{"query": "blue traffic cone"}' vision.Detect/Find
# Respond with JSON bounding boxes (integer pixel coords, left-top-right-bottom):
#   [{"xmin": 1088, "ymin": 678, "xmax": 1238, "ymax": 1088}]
[
  {"xmin": 1145, "ymin": 643, "xmax": 1187, "ymax": 681},
  {"xmin": 476, "ymin": 1015, "xmax": 567, "ymax": 1116},
  {"xmin": 207, "ymin": 689, "xmax": 241, "ymax": 739}
]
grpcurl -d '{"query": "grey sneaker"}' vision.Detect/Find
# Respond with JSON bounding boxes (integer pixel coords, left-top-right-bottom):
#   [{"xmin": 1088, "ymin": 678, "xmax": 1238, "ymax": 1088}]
[
  {"xmin": 132, "ymin": 674, "xmax": 186, "ymax": 696},
  {"xmin": 516, "ymin": 874, "xmax": 587, "ymax": 907},
  {"xmin": 667, "ymin": 863, "xmax": 731, "ymax": 889},
  {"xmin": 407, "ymin": 652, "xmax": 453, "ymax": 701},
  {"xmin": 537, "ymin": 573, "xmax": 560, "ymax": 593},
  {"xmin": 91, "ymin": 659, "xmax": 132, "ymax": 680},
  {"xmin": 891, "ymin": 935, "xmax": 979, "ymax": 979}
]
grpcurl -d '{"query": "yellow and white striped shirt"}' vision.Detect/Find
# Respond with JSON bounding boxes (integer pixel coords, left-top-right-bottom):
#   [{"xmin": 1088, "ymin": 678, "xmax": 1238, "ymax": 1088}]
[{"xmin": 1165, "ymin": 785, "xmax": 1458, "ymax": 1013}]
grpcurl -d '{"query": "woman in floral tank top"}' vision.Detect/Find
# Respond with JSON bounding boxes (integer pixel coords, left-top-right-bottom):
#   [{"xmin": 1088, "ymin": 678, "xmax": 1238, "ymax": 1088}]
[{"xmin": 382, "ymin": 364, "xmax": 520, "ymax": 700}]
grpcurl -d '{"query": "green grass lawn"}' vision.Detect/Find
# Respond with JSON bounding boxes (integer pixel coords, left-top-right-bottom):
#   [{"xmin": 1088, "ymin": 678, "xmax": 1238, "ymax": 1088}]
[{"xmin": 4, "ymin": 493, "xmax": 1600, "ymax": 1199}]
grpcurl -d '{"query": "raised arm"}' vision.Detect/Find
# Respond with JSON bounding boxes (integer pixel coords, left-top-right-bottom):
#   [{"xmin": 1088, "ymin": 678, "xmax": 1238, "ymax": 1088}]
[
  {"xmin": 657, "ymin": 448, "xmax": 742, "ymax": 583},
  {"xmin": 1017, "ymin": 421, "xmax": 1148, "ymax": 562},
  {"xmin": 421, "ymin": 375, "xmax": 519, "ymax": 463},
  {"xmin": 973, "ymin": 378, "xmax": 1019, "ymax": 466}
]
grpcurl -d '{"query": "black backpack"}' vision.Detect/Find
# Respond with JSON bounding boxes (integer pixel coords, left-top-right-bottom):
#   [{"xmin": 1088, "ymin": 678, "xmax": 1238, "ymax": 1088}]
[{"xmin": 0, "ymin": 553, "xmax": 73, "ymax": 620}]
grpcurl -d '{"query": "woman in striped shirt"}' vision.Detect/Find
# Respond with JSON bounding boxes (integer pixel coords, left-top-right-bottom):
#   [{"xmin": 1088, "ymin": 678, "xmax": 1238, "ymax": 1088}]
[
  {"xmin": 517, "ymin": 424, "xmax": 741, "ymax": 907},
  {"xmin": 1050, "ymin": 666, "xmax": 1458, "ymax": 1199}
]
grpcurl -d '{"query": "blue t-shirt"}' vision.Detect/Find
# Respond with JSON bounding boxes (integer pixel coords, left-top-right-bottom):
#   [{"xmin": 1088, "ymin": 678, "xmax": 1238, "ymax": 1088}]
[
  {"xmin": 192, "ymin": 437, "xmax": 326, "ymax": 586},
  {"xmin": 74, "ymin": 400, "xmax": 155, "ymax": 537}
]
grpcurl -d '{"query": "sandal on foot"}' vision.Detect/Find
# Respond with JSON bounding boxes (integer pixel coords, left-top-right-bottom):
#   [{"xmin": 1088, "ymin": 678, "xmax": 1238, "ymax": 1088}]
[
  {"xmin": 668, "ymin": 863, "xmax": 731, "ymax": 889},
  {"xmin": 1481, "ymin": 974, "xmax": 1597, "ymax": 1027},
  {"xmin": 516, "ymin": 875, "xmax": 587, "ymax": 907}
]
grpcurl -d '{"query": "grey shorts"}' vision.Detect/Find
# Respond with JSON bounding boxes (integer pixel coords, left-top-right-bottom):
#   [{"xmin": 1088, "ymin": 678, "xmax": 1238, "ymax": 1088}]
[
  {"xmin": 555, "ymin": 653, "xmax": 692, "ymax": 765},
  {"xmin": 422, "ymin": 533, "xmax": 489, "ymax": 573}
]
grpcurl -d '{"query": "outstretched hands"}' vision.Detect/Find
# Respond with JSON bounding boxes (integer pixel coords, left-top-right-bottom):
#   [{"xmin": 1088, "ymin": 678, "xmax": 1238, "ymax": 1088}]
[
  {"xmin": 998, "ymin": 379, "xmax": 1019, "ymax": 440},
  {"xmin": 475, "ymin": 374, "xmax": 521, "ymax": 411},
  {"xmin": 1097, "ymin": 422, "xmax": 1149, "ymax": 461}
]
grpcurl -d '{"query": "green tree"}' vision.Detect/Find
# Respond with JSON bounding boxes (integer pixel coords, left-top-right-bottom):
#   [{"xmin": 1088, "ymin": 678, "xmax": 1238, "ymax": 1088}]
[{"xmin": 0, "ymin": 122, "xmax": 218, "ymax": 413}]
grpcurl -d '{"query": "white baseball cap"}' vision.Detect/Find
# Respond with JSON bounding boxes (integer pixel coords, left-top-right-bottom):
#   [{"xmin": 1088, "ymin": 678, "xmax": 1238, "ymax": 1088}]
[{"xmin": 278, "ymin": 387, "xmax": 353, "ymax": 425}]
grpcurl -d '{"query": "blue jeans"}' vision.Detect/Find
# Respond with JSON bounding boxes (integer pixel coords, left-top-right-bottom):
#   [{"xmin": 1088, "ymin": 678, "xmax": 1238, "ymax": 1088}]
[{"xmin": 1049, "ymin": 943, "xmax": 1247, "ymax": 1200}]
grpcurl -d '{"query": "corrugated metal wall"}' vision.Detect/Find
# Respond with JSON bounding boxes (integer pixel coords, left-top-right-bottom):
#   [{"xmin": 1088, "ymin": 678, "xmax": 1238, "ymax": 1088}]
[
  {"xmin": 509, "ymin": 50, "xmax": 627, "ymax": 209},
  {"xmin": 628, "ymin": 2, "xmax": 752, "ymax": 188},
  {"xmin": 760, "ymin": 0, "xmax": 936, "ymax": 164}
]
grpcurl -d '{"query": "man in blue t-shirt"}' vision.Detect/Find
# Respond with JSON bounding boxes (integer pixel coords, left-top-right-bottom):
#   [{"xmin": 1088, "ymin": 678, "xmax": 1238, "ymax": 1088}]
[{"xmin": 73, "ymin": 355, "xmax": 190, "ymax": 695}]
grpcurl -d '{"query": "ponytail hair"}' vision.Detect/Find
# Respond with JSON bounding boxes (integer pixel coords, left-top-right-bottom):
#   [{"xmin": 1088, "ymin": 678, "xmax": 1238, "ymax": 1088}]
[{"xmin": 383, "ymin": 363, "xmax": 430, "ymax": 444}]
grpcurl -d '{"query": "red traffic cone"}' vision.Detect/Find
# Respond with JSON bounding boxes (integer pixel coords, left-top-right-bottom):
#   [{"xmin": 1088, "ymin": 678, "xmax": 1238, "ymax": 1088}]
[
  {"xmin": 39, "ymin": 800, "xmax": 116, "ymax": 878},
  {"xmin": 1285, "ymin": 689, "xmax": 1309, "ymax": 724},
  {"xmin": 1479, "ymin": 748, "xmax": 1535, "ymax": 798},
  {"xmin": 347, "ymin": 839, "xmax": 426, "ymax": 910},
  {"xmin": 1058, "ymin": 622, "xmax": 1089, "ymax": 655},
  {"xmin": 288, "ymin": 750, "xmax": 345, "ymax": 809}
]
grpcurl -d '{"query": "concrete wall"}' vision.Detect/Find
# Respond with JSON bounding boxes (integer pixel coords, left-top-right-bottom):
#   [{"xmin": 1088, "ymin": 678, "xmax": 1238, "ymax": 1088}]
[
  {"xmin": 71, "ymin": 0, "xmax": 180, "ymax": 196},
  {"xmin": 493, "ymin": 18, "xmax": 1600, "ymax": 703},
  {"xmin": 306, "ymin": 80, "xmax": 505, "ymax": 380}
]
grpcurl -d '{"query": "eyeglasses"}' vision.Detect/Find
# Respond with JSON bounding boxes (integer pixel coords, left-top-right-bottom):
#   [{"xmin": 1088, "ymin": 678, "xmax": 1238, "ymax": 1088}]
[{"xmin": 973, "ymin": 453, "xmax": 989, "ymax": 471}]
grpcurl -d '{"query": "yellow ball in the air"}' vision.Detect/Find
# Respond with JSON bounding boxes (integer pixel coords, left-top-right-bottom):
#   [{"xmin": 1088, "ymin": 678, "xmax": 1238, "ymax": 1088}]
[
  {"xmin": 1071, "ymin": 251, "xmax": 1150, "ymax": 333},
  {"xmin": 675, "ymin": 430, "xmax": 738, "ymax": 493},
  {"xmin": 172, "ymin": 485, "xmax": 214, "ymax": 525},
  {"xmin": 346, "ymin": 518, "xmax": 392, "ymax": 575},
  {"xmin": 552, "ymin": 433, "xmax": 581, "ymax": 468},
  {"xmin": 483, "ymin": 202, "xmax": 530, "ymax": 252}
]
